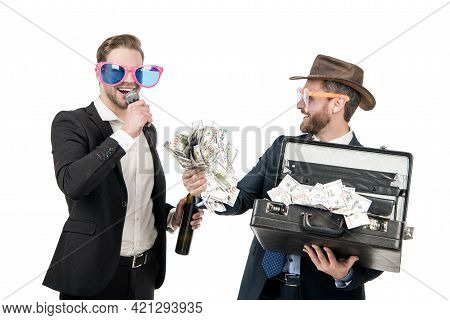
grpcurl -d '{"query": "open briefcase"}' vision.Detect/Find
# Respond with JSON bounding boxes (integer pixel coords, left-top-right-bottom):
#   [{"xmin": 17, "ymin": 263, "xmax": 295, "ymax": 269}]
[{"xmin": 250, "ymin": 137, "xmax": 414, "ymax": 272}]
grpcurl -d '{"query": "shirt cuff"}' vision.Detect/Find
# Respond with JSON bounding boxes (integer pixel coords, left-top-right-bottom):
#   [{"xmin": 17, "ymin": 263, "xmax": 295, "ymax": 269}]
[
  {"xmin": 167, "ymin": 208, "xmax": 177, "ymax": 233},
  {"xmin": 110, "ymin": 129, "xmax": 136, "ymax": 152},
  {"xmin": 334, "ymin": 268, "xmax": 354, "ymax": 288}
]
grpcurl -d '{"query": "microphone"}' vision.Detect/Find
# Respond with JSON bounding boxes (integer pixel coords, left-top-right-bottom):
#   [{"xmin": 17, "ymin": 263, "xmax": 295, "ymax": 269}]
[
  {"xmin": 125, "ymin": 90, "xmax": 140, "ymax": 105},
  {"xmin": 125, "ymin": 90, "xmax": 153, "ymax": 145}
]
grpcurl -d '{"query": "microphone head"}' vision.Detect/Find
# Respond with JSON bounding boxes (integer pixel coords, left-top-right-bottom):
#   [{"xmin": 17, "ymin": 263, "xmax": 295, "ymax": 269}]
[{"xmin": 125, "ymin": 90, "xmax": 140, "ymax": 105}]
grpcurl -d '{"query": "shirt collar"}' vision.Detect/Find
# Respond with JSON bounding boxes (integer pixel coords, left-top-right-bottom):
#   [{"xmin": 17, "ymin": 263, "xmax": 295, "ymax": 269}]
[
  {"xmin": 312, "ymin": 127, "xmax": 354, "ymax": 145},
  {"xmin": 94, "ymin": 96, "xmax": 122, "ymax": 122}
]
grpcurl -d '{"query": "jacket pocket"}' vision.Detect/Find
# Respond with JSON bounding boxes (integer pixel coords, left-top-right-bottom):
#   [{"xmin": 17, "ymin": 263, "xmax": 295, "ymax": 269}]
[{"xmin": 63, "ymin": 219, "xmax": 96, "ymax": 235}]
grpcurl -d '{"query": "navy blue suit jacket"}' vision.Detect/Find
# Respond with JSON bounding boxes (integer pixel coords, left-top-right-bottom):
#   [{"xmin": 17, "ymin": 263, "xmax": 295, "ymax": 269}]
[{"xmin": 218, "ymin": 133, "xmax": 382, "ymax": 299}]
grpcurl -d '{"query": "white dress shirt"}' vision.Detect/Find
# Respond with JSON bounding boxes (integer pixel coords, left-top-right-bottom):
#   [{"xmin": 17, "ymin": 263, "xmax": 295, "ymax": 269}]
[
  {"xmin": 284, "ymin": 128, "xmax": 354, "ymax": 281},
  {"xmin": 312, "ymin": 127, "xmax": 354, "ymax": 145},
  {"xmin": 94, "ymin": 97, "xmax": 176, "ymax": 257}
]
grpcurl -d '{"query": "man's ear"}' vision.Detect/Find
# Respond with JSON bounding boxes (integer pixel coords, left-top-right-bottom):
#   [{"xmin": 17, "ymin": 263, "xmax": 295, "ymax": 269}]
[{"xmin": 332, "ymin": 97, "xmax": 346, "ymax": 114}]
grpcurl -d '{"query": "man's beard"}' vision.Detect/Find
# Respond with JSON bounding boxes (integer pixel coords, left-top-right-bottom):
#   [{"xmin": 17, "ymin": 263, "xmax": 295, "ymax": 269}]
[
  {"xmin": 300, "ymin": 109, "xmax": 330, "ymax": 135},
  {"xmin": 105, "ymin": 88, "xmax": 128, "ymax": 109}
]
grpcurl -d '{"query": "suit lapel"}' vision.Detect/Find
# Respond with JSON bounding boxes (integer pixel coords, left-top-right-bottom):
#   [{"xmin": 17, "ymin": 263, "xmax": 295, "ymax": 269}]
[
  {"xmin": 86, "ymin": 102, "xmax": 114, "ymax": 138},
  {"xmin": 85, "ymin": 102, "xmax": 127, "ymax": 191}
]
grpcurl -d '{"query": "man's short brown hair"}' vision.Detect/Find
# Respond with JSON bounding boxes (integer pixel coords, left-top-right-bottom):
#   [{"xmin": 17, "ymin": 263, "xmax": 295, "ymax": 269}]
[
  {"xmin": 322, "ymin": 80, "xmax": 361, "ymax": 122},
  {"xmin": 96, "ymin": 34, "xmax": 144, "ymax": 63}
]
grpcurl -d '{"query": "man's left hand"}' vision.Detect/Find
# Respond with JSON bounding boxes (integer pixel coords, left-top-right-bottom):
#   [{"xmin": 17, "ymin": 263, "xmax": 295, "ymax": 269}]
[
  {"xmin": 172, "ymin": 197, "xmax": 204, "ymax": 230},
  {"xmin": 303, "ymin": 244, "xmax": 359, "ymax": 279}
]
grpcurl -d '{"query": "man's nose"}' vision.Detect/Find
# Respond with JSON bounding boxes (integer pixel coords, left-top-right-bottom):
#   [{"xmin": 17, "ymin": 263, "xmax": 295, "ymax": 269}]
[
  {"xmin": 297, "ymin": 100, "xmax": 307, "ymax": 113},
  {"xmin": 124, "ymin": 70, "xmax": 134, "ymax": 84}
]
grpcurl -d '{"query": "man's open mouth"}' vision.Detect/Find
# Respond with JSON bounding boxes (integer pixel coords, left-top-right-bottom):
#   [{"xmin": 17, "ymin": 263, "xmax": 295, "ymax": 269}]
[{"xmin": 116, "ymin": 87, "xmax": 135, "ymax": 95}]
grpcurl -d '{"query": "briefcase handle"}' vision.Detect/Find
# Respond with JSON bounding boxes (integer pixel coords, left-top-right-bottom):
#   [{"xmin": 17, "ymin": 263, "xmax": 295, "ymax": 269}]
[{"xmin": 302, "ymin": 213, "xmax": 345, "ymax": 238}]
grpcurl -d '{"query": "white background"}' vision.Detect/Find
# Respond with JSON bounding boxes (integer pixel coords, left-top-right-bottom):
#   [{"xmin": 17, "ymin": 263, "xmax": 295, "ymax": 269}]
[{"xmin": 0, "ymin": 0, "xmax": 449, "ymax": 315}]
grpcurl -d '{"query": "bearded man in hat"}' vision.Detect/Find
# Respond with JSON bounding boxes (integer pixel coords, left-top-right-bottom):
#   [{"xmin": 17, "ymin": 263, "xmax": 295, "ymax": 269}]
[{"xmin": 183, "ymin": 54, "xmax": 382, "ymax": 299}]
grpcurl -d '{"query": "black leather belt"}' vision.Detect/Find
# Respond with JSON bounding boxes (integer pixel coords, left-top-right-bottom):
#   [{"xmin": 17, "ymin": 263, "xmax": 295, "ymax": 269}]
[
  {"xmin": 119, "ymin": 247, "xmax": 156, "ymax": 269},
  {"xmin": 273, "ymin": 273, "xmax": 301, "ymax": 287}
]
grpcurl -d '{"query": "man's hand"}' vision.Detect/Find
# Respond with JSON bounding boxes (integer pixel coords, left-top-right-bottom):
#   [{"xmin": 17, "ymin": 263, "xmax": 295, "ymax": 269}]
[
  {"xmin": 172, "ymin": 197, "xmax": 204, "ymax": 230},
  {"xmin": 182, "ymin": 169, "xmax": 207, "ymax": 196},
  {"xmin": 303, "ymin": 244, "xmax": 359, "ymax": 280},
  {"xmin": 122, "ymin": 100, "xmax": 152, "ymax": 138}
]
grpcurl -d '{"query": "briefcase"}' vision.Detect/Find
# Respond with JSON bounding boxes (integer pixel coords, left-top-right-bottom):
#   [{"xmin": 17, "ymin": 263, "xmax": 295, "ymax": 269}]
[{"xmin": 250, "ymin": 137, "xmax": 414, "ymax": 272}]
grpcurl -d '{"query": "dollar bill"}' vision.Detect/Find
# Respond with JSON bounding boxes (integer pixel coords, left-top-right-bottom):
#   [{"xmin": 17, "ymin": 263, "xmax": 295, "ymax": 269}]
[
  {"xmin": 332, "ymin": 207, "xmax": 361, "ymax": 216},
  {"xmin": 165, "ymin": 121, "xmax": 240, "ymax": 212},
  {"xmin": 346, "ymin": 193, "xmax": 372, "ymax": 213},
  {"xmin": 278, "ymin": 174, "xmax": 301, "ymax": 194},
  {"xmin": 309, "ymin": 183, "xmax": 329, "ymax": 209},
  {"xmin": 324, "ymin": 179, "xmax": 347, "ymax": 209},
  {"xmin": 266, "ymin": 174, "xmax": 373, "ymax": 229},
  {"xmin": 226, "ymin": 186, "xmax": 240, "ymax": 207},
  {"xmin": 291, "ymin": 186, "xmax": 310, "ymax": 205},
  {"xmin": 267, "ymin": 187, "xmax": 292, "ymax": 206},
  {"xmin": 344, "ymin": 212, "xmax": 370, "ymax": 229}
]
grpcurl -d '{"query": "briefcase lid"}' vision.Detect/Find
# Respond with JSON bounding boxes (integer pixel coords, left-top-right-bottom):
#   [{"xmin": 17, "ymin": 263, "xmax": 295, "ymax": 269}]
[
  {"xmin": 275, "ymin": 136, "xmax": 413, "ymax": 221},
  {"xmin": 277, "ymin": 137, "xmax": 412, "ymax": 185}
]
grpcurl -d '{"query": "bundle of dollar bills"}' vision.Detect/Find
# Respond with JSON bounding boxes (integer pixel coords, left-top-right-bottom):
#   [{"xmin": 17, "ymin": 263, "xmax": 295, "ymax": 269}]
[
  {"xmin": 267, "ymin": 175, "xmax": 372, "ymax": 229},
  {"xmin": 164, "ymin": 121, "xmax": 239, "ymax": 213}
]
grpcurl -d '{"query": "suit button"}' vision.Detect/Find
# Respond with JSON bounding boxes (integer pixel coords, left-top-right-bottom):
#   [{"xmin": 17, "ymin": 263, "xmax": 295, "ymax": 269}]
[{"xmin": 122, "ymin": 201, "xmax": 127, "ymax": 207}]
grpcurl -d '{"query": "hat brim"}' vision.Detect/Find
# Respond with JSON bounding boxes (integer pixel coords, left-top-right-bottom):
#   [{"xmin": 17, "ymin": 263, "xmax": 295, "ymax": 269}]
[{"xmin": 289, "ymin": 75, "xmax": 376, "ymax": 111}]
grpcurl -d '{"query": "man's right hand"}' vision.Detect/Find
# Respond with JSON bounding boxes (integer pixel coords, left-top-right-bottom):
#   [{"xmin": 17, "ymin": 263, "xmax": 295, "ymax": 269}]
[
  {"xmin": 122, "ymin": 100, "xmax": 152, "ymax": 138},
  {"xmin": 182, "ymin": 169, "xmax": 207, "ymax": 196}
]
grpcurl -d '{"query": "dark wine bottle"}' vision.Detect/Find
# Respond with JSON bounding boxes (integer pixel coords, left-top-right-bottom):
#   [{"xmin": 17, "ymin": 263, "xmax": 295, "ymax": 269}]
[{"xmin": 175, "ymin": 194, "xmax": 197, "ymax": 255}]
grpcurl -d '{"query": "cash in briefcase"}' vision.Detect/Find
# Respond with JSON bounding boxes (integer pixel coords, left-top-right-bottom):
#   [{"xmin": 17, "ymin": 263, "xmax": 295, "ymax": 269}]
[{"xmin": 250, "ymin": 137, "xmax": 414, "ymax": 272}]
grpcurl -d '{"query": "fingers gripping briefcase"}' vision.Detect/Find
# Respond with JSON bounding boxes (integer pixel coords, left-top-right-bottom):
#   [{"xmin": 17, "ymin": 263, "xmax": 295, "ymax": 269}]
[{"xmin": 250, "ymin": 137, "xmax": 414, "ymax": 272}]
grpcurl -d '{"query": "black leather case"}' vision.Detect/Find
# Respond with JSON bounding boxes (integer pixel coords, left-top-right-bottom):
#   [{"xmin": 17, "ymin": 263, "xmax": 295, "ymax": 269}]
[{"xmin": 250, "ymin": 137, "xmax": 413, "ymax": 272}]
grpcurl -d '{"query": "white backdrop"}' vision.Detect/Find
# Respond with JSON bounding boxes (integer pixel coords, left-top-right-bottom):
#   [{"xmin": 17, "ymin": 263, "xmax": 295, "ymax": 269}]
[{"xmin": 0, "ymin": 0, "xmax": 449, "ymax": 309}]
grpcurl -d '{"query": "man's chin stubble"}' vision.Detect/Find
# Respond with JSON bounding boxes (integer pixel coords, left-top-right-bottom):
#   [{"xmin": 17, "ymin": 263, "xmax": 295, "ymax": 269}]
[{"xmin": 107, "ymin": 92, "xmax": 127, "ymax": 109}]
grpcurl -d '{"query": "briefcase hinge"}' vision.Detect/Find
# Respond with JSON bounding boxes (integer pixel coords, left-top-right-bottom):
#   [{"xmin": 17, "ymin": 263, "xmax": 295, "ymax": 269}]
[{"xmin": 403, "ymin": 226, "xmax": 414, "ymax": 240}]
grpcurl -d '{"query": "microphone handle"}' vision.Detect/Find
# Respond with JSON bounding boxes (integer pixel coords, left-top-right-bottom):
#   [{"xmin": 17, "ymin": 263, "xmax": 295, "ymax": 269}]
[{"xmin": 125, "ymin": 91, "xmax": 153, "ymax": 145}]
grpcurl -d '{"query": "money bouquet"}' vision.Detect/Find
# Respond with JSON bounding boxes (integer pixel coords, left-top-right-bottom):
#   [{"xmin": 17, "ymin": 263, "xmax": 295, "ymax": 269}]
[
  {"xmin": 164, "ymin": 121, "xmax": 240, "ymax": 213},
  {"xmin": 267, "ymin": 175, "xmax": 372, "ymax": 229}
]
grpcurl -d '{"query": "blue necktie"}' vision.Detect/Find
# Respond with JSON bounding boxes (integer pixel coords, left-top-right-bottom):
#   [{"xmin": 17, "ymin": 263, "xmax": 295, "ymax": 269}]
[{"xmin": 262, "ymin": 250, "xmax": 286, "ymax": 278}]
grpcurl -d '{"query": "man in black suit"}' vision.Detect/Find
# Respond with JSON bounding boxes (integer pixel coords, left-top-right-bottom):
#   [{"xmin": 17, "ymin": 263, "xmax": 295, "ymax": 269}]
[
  {"xmin": 183, "ymin": 55, "xmax": 382, "ymax": 299},
  {"xmin": 43, "ymin": 34, "xmax": 203, "ymax": 300}
]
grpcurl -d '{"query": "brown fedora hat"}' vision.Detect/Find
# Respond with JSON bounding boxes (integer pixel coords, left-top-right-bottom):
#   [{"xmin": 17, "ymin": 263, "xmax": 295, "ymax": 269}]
[{"xmin": 289, "ymin": 54, "xmax": 376, "ymax": 110}]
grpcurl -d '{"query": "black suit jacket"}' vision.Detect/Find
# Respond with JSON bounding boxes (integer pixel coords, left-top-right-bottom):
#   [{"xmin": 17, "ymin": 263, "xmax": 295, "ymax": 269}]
[
  {"xmin": 43, "ymin": 102, "xmax": 172, "ymax": 297},
  {"xmin": 219, "ymin": 133, "xmax": 382, "ymax": 299}
]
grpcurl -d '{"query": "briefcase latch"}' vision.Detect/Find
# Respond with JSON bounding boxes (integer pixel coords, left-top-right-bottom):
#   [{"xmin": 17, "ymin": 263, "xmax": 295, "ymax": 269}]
[
  {"xmin": 403, "ymin": 226, "xmax": 414, "ymax": 240},
  {"xmin": 266, "ymin": 202, "xmax": 288, "ymax": 216},
  {"xmin": 363, "ymin": 217, "xmax": 388, "ymax": 232}
]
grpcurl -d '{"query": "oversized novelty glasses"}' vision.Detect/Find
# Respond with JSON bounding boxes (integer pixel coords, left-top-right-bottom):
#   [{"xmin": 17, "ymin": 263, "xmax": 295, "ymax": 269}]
[
  {"xmin": 96, "ymin": 62, "xmax": 163, "ymax": 88},
  {"xmin": 297, "ymin": 87, "xmax": 350, "ymax": 108}
]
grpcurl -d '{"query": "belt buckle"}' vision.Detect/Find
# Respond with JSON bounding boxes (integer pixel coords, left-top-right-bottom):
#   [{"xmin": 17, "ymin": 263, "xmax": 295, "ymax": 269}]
[
  {"xmin": 132, "ymin": 253, "xmax": 144, "ymax": 268},
  {"xmin": 284, "ymin": 273, "xmax": 300, "ymax": 287}
]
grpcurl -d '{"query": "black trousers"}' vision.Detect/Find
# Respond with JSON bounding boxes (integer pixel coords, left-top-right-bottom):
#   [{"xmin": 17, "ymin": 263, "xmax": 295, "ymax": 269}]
[
  {"xmin": 60, "ymin": 255, "xmax": 160, "ymax": 300},
  {"xmin": 259, "ymin": 279, "xmax": 300, "ymax": 300}
]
